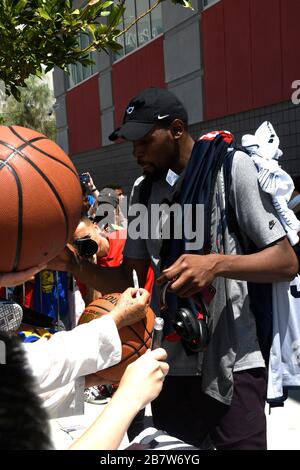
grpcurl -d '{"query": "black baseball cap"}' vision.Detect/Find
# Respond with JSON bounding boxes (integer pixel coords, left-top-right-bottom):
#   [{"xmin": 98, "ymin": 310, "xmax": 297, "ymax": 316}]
[
  {"xmin": 109, "ymin": 87, "xmax": 188, "ymax": 142},
  {"xmin": 97, "ymin": 188, "xmax": 119, "ymax": 209}
]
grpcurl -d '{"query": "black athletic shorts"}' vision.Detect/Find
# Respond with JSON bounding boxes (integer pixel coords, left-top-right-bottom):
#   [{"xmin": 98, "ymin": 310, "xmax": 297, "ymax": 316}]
[{"xmin": 151, "ymin": 368, "xmax": 267, "ymax": 450}]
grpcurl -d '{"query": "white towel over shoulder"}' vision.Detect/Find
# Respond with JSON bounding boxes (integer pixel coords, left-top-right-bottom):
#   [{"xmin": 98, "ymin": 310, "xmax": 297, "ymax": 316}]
[{"xmin": 242, "ymin": 121, "xmax": 300, "ymax": 245}]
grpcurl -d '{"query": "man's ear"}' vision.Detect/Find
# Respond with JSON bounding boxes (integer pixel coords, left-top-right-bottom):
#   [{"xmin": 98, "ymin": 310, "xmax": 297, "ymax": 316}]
[{"xmin": 170, "ymin": 119, "xmax": 185, "ymax": 140}]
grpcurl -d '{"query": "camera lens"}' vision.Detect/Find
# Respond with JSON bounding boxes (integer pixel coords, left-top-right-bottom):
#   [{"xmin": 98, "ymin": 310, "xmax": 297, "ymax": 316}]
[{"xmin": 74, "ymin": 237, "xmax": 98, "ymax": 258}]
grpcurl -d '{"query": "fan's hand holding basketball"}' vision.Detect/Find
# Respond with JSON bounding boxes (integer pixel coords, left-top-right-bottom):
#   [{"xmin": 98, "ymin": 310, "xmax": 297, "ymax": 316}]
[
  {"xmin": 110, "ymin": 287, "xmax": 150, "ymax": 329},
  {"xmin": 117, "ymin": 348, "xmax": 169, "ymax": 411},
  {"xmin": 78, "ymin": 292, "xmax": 155, "ymax": 382},
  {"xmin": 0, "ymin": 264, "xmax": 45, "ymax": 287}
]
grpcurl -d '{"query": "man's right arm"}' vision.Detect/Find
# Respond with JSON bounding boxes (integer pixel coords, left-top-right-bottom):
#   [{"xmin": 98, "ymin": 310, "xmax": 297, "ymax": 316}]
[
  {"xmin": 47, "ymin": 246, "xmax": 150, "ymax": 295},
  {"xmin": 47, "ymin": 175, "xmax": 151, "ymax": 294}
]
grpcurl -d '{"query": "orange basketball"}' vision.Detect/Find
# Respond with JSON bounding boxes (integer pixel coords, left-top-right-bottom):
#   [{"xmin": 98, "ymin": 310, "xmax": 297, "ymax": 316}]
[
  {"xmin": 78, "ymin": 293, "xmax": 155, "ymax": 382},
  {"xmin": 0, "ymin": 125, "xmax": 82, "ymax": 272}
]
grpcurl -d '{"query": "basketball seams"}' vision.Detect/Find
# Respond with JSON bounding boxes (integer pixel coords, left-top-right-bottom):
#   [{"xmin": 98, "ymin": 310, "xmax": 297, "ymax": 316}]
[
  {"xmin": 0, "ymin": 136, "xmax": 71, "ymax": 243},
  {"xmin": 8, "ymin": 126, "xmax": 78, "ymax": 177},
  {"xmin": 15, "ymin": 155, "xmax": 70, "ymax": 243},
  {"xmin": 118, "ymin": 341, "xmax": 150, "ymax": 364},
  {"xmin": 142, "ymin": 317, "xmax": 153, "ymax": 337},
  {"xmin": 0, "ymin": 138, "xmax": 44, "ymax": 167},
  {"xmin": 106, "ymin": 339, "xmax": 151, "ymax": 370},
  {"xmin": 2, "ymin": 163, "xmax": 23, "ymax": 271},
  {"xmin": 127, "ymin": 324, "xmax": 149, "ymax": 345},
  {"xmin": 0, "ymin": 125, "xmax": 82, "ymax": 272},
  {"xmin": 0, "ymin": 142, "xmax": 19, "ymax": 170}
]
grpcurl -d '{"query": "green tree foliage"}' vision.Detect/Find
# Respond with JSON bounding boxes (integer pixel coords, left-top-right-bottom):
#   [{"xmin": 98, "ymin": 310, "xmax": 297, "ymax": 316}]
[
  {"xmin": 0, "ymin": 0, "xmax": 192, "ymax": 100},
  {"xmin": 2, "ymin": 75, "xmax": 56, "ymax": 140}
]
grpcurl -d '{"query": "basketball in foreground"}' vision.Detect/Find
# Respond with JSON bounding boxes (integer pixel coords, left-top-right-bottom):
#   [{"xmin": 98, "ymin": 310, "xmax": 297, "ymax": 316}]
[
  {"xmin": 0, "ymin": 125, "xmax": 82, "ymax": 272},
  {"xmin": 78, "ymin": 293, "xmax": 156, "ymax": 382}
]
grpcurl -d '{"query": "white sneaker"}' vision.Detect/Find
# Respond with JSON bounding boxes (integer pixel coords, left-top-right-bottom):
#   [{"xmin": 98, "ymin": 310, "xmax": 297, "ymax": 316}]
[
  {"xmin": 84, "ymin": 386, "xmax": 110, "ymax": 405},
  {"xmin": 0, "ymin": 301, "xmax": 23, "ymax": 333}
]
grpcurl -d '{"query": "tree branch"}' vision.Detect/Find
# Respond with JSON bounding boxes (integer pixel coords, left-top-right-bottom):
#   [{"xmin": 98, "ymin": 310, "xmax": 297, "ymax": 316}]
[{"xmin": 115, "ymin": 0, "xmax": 161, "ymax": 39}]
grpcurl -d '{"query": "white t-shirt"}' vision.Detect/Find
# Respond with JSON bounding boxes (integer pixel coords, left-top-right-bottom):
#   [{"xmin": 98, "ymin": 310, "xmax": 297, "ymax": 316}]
[{"xmin": 268, "ymin": 275, "xmax": 300, "ymax": 400}]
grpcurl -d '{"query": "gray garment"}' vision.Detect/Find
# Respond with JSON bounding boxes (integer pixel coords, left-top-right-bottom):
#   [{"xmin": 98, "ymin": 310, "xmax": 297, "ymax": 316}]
[
  {"xmin": 124, "ymin": 151, "xmax": 286, "ymax": 404},
  {"xmin": 228, "ymin": 152, "xmax": 285, "ymax": 371},
  {"xmin": 125, "ymin": 175, "xmax": 174, "ymax": 316}
]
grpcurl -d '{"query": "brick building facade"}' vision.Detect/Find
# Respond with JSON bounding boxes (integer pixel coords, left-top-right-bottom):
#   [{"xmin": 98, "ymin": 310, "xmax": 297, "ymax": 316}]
[{"xmin": 53, "ymin": 0, "xmax": 300, "ymax": 194}]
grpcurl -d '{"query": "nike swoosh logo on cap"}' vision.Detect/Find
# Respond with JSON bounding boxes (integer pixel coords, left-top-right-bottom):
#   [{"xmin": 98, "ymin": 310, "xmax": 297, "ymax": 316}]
[{"xmin": 157, "ymin": 114, "xmax": 170, "ymax": 120}]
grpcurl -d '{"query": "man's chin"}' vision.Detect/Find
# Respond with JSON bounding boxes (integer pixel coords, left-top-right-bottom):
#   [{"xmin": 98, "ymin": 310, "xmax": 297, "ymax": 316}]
[{"xmin": 141, "ymin": 165, "xmax": 154, "ymax": 176}]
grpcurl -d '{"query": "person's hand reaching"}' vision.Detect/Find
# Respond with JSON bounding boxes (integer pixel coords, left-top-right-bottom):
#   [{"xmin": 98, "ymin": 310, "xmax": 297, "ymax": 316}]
[
  {"xmin": 0, "ymin": 265, "xmax": 45, "ymax": 287},
  {"xmin": 115, "ymin": 348, "xmax": 169, "ymax": 411}
]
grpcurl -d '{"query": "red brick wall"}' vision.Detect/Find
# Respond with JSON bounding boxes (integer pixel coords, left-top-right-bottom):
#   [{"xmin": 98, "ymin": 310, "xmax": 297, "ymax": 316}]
[
  {"xmin": 67, "ymin": 75, "xmax": 101, "ymax": 155},
  {"xmin": 112, "ymin": 37, "xmax": 165, "ymax": 127},
  {"xmin": 202, "ymin": 0, "xmax": 300, "ymax": 119}
]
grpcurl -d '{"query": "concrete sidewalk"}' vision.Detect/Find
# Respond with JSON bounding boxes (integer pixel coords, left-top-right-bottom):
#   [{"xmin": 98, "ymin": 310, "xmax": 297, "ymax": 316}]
[
  {"xmin": 49, "ymin": 397, "xmax": 130, "ymax": 449},
  {"xmin": 50, "ymin": 392, "xmax": 300, "ymax": 450},
  {"xmin": 267, "ymin": 390, "xmax": 300, "ymax": 450}
]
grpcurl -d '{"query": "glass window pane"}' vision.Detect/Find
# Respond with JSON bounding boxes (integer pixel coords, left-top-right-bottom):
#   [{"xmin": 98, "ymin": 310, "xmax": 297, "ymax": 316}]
[
  {"xmin": 76, "ymin": 63, "xmax": 83, "ymax": 84},
  {"xmin": 203, "ymin": 0, "xmax": 219, "ymax": 7},
  {"xmin": 80, "ymin": 32, "xmax": 90, "ymax": 50},
  {"xmin": 136, "ymin": 0, "xmax": 151, "ymax": 47},
  {"xmin": 124, "ymin": 0, "xmax": 137, "ymax": 54},
  {"xmin": 67, "ymin": 31, "xmax": 98, "ymax": 87},
  {"xmin": 150, "ymin": 0, "xmax": 162, "ymax": 38},
  {"xmin": 90, "ymin": 50, "xmax": 97, "ymax": 74},
  {"xmin": 114, "ymin": 34, "xmax": 125, "ymax": 60},
  {"xmin": 80, "ymin": 33, "xmax": 90, "ymax": 80},
  {"xmin": 67, "ymin": 64, "xmax": 76, "ymax": 88},
  {"xmin": 82, "ymin": 63, "xmax": 91, "ymax": 80},
  {"xmin": 112, "ymin": 0, "xmax": 163, "ymax": 63}
]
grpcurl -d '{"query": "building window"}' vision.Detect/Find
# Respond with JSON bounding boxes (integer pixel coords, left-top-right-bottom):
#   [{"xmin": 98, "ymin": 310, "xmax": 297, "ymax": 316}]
[
  {"xmin": 203, "ymin": 0, "xmax": 220, "ymax": 8},
  {"xmin": 114, "ymin": 0, "xmax": 162, "ymax": 60},
  {"xmin": 66, "ymin": 2, "xmax": 163, "ymax": 85},
  {"xmin": 67, "ymin": 33, "xmax": 97, "ymax": 89}
]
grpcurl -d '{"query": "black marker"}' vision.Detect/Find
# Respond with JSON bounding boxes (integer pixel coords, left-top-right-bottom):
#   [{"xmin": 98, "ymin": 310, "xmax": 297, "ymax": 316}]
[{"xmin": 151, "ymin": 317, "xmax": 164, "ymax": 350}]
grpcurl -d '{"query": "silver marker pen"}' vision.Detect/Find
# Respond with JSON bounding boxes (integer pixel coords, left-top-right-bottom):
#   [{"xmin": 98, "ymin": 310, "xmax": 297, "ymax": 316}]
[{"xmin": 151, "ymin": 317, "xmax": 164, "ymax": 350}]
